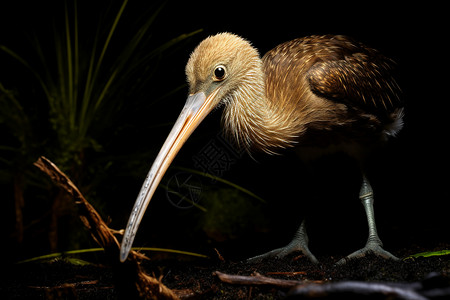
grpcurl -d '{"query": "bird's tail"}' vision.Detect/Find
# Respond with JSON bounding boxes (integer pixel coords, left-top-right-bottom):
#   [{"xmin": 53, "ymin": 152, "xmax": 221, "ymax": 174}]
[{"xmin": 383, "ymin": 107, "xmax": 404, "ymax": 138}]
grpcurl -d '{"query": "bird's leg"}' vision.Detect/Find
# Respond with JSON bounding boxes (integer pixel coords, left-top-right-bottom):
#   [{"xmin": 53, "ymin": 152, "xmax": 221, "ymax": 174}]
[
  {"xmin": 336, "ymin": 174, "xmax": 399, "ymax": 265},
  {"xmin": 247, "ymin": 220, "xmax": 319, "ymax": 264}
]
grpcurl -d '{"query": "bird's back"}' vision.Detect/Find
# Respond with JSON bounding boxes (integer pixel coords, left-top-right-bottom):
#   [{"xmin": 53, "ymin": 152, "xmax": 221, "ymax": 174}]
[{"xmin": 261, "ymin": 35, "xmax": 403, "ymax": 146}]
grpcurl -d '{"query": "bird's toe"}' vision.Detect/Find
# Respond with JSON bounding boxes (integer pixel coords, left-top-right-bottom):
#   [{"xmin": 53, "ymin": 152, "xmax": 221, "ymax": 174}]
[
  {"xmin": 336, "ymin": 243, "xmax": 399, "ymax": 266},
  {"xmin": 247, "ymin": 242, "xmax": 318, "ymax": 264}
]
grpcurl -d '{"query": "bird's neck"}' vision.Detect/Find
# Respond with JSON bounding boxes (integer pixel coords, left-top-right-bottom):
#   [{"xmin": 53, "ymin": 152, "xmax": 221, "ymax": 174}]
[{"xmin": 222, "ymin": 65, "xmax": 298, "ymax": 154}]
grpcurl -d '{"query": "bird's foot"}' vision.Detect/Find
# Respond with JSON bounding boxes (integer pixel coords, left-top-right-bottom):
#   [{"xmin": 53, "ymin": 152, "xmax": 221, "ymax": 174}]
[
  {"xmin": 247, "ymin": 239, "xmax": 319, "ymax": 264},
  {"xmin": 335, "ymin": 240, "xmax": 399, "ymax": 266}
]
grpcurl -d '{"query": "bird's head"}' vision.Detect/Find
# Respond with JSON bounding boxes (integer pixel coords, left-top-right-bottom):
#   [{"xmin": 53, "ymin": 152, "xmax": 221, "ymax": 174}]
[
  {"xmin": 120, "ymin": 33, "xmax": 263, "ymax": 262},
  {"xmin": 185, "ymin": 32, "xmax": 263, "ymax": 109}
]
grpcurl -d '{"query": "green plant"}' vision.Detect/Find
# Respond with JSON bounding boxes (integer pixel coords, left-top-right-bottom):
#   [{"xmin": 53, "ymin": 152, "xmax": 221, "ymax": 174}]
[
  {"xmin": 0, "ymin": 0, "xmax": 201, "ymax": 256},
  {"xmin": 2, "ymin": 0, "xmax": 200, "ymax": 170},
  {"xmin": 174, "ymin": 166, "xmax": 265, "ymax": 204},
  {"xmin": 404, "ymin": 249, "xmax": 450, "ymax": 260},
  {"xmin": 17, "ymin": 247, "xmax": 208, "ymax": 264}
]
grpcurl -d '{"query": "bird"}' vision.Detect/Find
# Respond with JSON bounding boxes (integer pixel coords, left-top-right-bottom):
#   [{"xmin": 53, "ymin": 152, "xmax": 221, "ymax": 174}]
[{"xmin": 119, "ymin": 32, "xmax": 404, "ymax": 264}]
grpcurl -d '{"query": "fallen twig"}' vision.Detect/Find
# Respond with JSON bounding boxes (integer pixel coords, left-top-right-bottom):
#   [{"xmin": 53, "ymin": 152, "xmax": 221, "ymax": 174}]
[
  {"xmin": 214, "ymin": 248, "xmax": 225, "ymax": 261},
  {"xmin": 266, "ymin": 271, "xmax": 307, "ymax": 277},
  {"xmin": 34, "ymin": 156, "xmax": 179, "ymax": 300},
  {"xmin": 214, "ymin": 271, "xmax": 315, "ymax": 288},
  {"xmin": 215, "ymin": 270, "xmax": 450, "ymax": 300},
  {"xmin": 287, "ymin": 281, "xmax": 428, "ymax": 300}
]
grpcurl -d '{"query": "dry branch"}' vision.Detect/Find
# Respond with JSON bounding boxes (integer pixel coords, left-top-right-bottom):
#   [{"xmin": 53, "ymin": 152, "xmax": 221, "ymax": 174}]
[
  {"xmin": 214, "ymin": 271, "xmax": 314, "ymax": 289},
  {"xmin": 34, "ymin": 156, "xmax": 179, "ymax": 300},
  {"xmin": 215, "ymin": 270, "xmax": 450, "ymax": 300},
  {"xmin": 288, "ymin": 281, "xmax": 429, "ymax": 300}
]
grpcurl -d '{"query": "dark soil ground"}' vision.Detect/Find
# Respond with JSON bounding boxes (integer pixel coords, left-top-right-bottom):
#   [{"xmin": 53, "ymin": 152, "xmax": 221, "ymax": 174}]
[{"xmin": 2, "ymin": 245, "xmax": 449, "ymax": 300}]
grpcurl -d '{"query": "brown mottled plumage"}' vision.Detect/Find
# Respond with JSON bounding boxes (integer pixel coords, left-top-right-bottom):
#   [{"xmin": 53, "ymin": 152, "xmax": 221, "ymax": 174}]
[
  {"xmin": 187, "ymin": 33, "xmax": 403, "ymax": 154},
  {"xmin": 120, "ymin": 33, "xmax": 403, "ymax": 263}
]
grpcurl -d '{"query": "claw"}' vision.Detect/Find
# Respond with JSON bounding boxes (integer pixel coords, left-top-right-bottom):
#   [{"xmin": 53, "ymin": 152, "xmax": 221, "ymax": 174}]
[
  {"xmin": 335, "ymin": 174, "xmax": 400, "ymax": 266},
  {"xmin": 247, "ymin": 244, "xmax": 319, "ymax": 264},
  {"xmin": 336, "ymin": 241, "xmax": 399, "ymax": 266},
  {"xmin": 247, "ymin": 220, "xmax": 319, "ymax": 264}
]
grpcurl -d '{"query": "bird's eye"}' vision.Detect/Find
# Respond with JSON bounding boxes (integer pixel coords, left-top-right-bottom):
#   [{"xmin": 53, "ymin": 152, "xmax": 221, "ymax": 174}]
[{"xmin": 213, "ymin": 66, "xmax": 226, "ymax": 81}]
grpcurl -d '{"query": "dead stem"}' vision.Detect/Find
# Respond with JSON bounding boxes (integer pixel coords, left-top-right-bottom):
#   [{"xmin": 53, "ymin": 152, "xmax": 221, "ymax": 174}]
[
  {"xmin": 214, "ymin": 271, "xmax": 316, "ymax": 288},
  {"xmin": 34, "ymin": 156, "xmax": 179, "ymax": 300}
]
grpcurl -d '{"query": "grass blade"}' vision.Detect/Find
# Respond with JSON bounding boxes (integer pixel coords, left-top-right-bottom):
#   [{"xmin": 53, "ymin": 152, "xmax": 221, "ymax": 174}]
[
  {"xmin": 404, "ymin": 249, "xmax": 450, "ymax": 260},
  {"xmin": 138, "ymin": 29, "xmax": 203, "ymax": 66},
  {"xmin": 173, "ymin": 166, "xmax": 266, "ymax": 203},
  {"xmin": 96, "ymin": 0, "xmax": 128, "ymax": 72},
  {"xmin": 0, "ymin": 45, "xmax": 51, "ymax": 100},
  {"xmin": 160, "ymin": 183, "xmax": 208, "ymax": 212},
  {"xmin": 17, "ymin": 247, "xmax": 208, "ymax": 264}
]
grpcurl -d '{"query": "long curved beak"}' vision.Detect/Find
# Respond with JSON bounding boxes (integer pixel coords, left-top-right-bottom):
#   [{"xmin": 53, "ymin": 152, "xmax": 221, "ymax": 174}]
[{"xmin": 120, "ymin": 91, "xmax": 218, "ymax": 262}]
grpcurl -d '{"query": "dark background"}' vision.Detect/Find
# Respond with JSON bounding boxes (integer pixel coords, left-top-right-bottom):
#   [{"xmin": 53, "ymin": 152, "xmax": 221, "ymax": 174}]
[{"xmin": 0, "ymin": 0, "xmax": 448, "ymax": 262}]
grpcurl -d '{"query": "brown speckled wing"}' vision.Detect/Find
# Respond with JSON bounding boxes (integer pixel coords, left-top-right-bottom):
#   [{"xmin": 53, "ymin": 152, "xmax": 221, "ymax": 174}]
[{"xmin": 306, "ymin": 39, "xmax": 402, "ymax": 116}]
